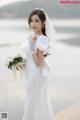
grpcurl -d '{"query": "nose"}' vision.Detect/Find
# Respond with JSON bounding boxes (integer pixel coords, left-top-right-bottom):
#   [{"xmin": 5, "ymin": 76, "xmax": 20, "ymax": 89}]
[{"xmin": 31, "ymin": 21, "xmax": 36, "ymax": 27}]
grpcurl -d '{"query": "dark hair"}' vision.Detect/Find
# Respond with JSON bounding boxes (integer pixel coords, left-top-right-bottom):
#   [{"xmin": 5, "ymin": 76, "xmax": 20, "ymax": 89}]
[{"xmin": 28, "ymin": 9, "xmax": 46, "ymax": 36}]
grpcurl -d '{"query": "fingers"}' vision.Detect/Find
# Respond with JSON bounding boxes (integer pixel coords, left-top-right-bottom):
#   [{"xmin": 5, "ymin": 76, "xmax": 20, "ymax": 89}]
[
  {"xmin": 16, "ymin": 66, "xmax": 19, "ymax": 70},
  {"xmin": 15, "ymin": 64, "xmax": 25, "ymax": 71},
  {"xmin": 16, "ymin": 66, "xmax": 21, "ymax": 71}
]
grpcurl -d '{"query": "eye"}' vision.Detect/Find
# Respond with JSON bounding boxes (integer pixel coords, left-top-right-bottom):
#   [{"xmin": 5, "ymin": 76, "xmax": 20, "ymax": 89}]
[
  {"xmin": 35, "ymin": 20, "xmax": 39, "ymax": 22},
  {"xmin": 32, "ymin": 19, "xmax": 39, "ymax": 23},
  {"xmin": 30, "ymin": 19, "xmax": 39, "ymax": 23}
]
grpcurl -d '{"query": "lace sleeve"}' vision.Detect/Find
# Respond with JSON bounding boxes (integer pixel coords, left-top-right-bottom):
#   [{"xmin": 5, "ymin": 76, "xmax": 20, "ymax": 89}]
[{"xmin": 35, "ymin": 36, "xmax": 49, "ymax": 55}]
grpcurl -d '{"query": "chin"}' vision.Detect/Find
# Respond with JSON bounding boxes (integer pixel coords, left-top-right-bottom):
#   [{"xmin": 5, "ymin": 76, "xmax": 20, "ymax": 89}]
[{"xmin": 32, "ymin": 29, "xmax": 38, "ymax": 32}]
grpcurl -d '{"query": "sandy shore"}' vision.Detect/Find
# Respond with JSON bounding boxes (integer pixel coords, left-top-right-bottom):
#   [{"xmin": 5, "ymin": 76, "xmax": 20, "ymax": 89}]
[{"xmin": 56, "ymin": 102, "xmax": 80, "ymax": 120}]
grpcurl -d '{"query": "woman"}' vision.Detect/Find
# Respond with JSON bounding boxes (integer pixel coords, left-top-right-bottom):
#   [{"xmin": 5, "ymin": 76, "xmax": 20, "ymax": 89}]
[{"xmin": 18, "ymin": 8, "xmax": 56, "ymax": 120}]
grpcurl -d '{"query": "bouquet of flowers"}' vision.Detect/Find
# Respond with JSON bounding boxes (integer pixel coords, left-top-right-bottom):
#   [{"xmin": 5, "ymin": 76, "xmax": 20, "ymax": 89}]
[
  {"xmin": 6, "ymin": 54, "xmax": 26, "ymax": 80},
  {"xmin": 6, "ymin": 54, "xmax": 26, "ymax": 70}
]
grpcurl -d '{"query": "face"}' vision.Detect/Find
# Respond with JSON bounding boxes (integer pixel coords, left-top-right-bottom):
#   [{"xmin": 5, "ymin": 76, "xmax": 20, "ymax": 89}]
[{"xmin": 29, "ymin": 14, "xmax": 43, "ymax": 33}]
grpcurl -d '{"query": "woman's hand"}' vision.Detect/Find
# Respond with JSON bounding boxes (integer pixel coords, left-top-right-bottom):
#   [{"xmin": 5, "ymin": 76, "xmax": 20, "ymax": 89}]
[
  {"xmin": 29, "ymin": 32, "xmax": 37, "ymax": 43},
  {"xmin": 15, "ymin": 63, "xmax": 25, "ymax": 71}
]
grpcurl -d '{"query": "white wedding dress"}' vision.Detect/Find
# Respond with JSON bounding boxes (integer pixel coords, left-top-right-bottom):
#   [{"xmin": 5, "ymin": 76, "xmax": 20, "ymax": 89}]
[{"xmin": 20, "ymin": 34, "xmax": 55, "ymax": 120}]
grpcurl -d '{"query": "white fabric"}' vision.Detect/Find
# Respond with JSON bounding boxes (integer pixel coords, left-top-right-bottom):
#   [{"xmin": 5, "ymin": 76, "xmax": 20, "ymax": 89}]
[
  {"xmin": 35, "ymin": 35, "xmax": 51, "ymax": 77},
  {"xmin": 35, "ymin": 35, "xmax": 49, "ymax": 55},
  {"xmin": 45, "ymin": 11, "xmax": 57, "ymax": 49},
  {"xmin": 20, "ymin": 35, "xmax": 55, "ymax": 120}
]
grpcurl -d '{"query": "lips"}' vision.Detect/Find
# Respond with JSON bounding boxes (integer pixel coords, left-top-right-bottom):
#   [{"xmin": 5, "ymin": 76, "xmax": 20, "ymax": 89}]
[{"xmin": 32, "ymin": 27, "xmax": 36, "ymax": 29}]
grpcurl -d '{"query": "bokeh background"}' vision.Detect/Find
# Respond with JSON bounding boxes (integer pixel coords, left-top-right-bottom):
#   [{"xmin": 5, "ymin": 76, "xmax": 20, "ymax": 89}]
[{"xmin": 0, "ymin": 0, "xmax": 80, "ymax": 120}]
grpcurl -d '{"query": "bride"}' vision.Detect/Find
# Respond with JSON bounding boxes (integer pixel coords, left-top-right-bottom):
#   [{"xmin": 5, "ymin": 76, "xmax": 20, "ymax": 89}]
[{"xmin": 17, "ymin": 8, "xmax": 56, "ymax": 120}]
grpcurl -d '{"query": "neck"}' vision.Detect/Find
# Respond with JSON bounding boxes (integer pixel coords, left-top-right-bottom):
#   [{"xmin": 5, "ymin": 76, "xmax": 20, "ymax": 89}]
[{"xmin": 35, "ymin": 31, "xmax": 43, "ymax": 37}]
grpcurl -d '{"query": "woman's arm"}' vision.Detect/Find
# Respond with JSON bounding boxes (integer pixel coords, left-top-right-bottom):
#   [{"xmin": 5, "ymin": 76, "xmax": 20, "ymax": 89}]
[{"xmin": 32, "ymin": 48, "xmax": 44, "ymax": 67}]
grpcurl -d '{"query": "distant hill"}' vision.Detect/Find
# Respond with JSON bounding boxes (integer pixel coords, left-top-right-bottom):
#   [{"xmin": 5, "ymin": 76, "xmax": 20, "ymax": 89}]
[{"xmin": 0, "ymin": 1, "xmax": 80, "ymax": 19}]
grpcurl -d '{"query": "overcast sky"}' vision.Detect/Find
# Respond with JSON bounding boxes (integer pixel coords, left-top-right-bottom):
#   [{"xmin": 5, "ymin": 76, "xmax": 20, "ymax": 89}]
[
  {"xmin": 0, "ymin": 0, "xmax": 47, "ymax": 7},
  {"xmin": 0, "ymin": 0, "xmax": 31, "ymax": 7}
]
